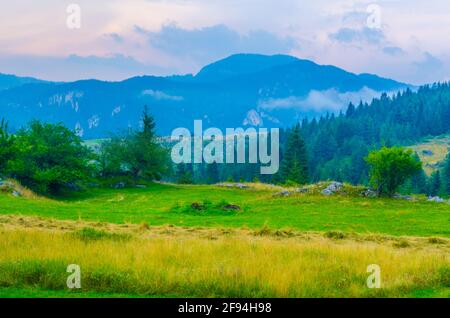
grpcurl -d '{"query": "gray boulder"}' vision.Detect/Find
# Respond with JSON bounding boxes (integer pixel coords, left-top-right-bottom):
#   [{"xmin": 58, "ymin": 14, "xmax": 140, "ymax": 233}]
[
  {"xmin": 428, "ymin": 196, "xmax": 445, "ymax": 203},
  {"xmin": 112, "ymin": 182, "xmax": 126, "ymax": 189},
  {"xmin": 321, "ymin": 182, "xmax": 343, "ymax": 196},
  {"xmin": 361, "ymin": 189, "xmax": 377, "ymax": 198},
  {"xmin": 295, "ymin": 188, "xmax": 309, "ymax": 193},
  {"xmin": 393, "ymin": 194, "xmax": 413, "ymax": 201},
  {"xmin": 12, "ymin": 190, "xmax": 22, "ymax": 197}
]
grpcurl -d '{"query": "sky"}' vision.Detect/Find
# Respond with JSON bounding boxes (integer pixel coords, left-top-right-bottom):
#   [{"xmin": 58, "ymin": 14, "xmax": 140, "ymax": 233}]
[{"xmin": 0, "ymin": 0, "xmax": 449, "ymax": 85}]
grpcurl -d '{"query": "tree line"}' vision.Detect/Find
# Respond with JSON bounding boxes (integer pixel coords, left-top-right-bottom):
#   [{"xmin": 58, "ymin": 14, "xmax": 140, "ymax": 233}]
[{"xmin": 2, "ymin": 82, "xmax": 450, "ymax": 197}]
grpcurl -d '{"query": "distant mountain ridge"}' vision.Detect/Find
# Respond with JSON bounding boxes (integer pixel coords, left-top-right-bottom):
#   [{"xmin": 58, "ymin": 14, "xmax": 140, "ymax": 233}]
[
  {"xmin": 0, "ymin": 73, "xmax": 46, "ymax": 91},
  {"xmin": 0, "ymin": 54, "xmax": 409, "ymax": 138}
]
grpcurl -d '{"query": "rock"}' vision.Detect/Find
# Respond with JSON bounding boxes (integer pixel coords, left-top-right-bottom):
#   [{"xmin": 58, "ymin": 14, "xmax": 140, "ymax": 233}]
[
  {"xmin": 321, "ymin": 182, "xmax": 343, "ymax": 196},
  {"xmin": 275, "ymin": 190, "xmax": 291, "ymax": 197},
  {"xmin": 12, "ymin": 190, "xmax": 22, "ymax": 197},
  {"xmin": 295, "ymin": 188, "xmax": 309, "ymax": 193},
  {"xmin": 223, "ymin": 204, "xmax": 241, "ymax": 211},
  {"xmin": 393, "ymin": 194, "xmax": 413, "ymax": 201},
  {"xmin": 361, "ymin": 189, "xmax": 377, "ymax": 198},
  {"xmin": 112, "ymin": 182, "xmax": 126, "ymax": 189},
  {"xmin": 428, "ymin": 196, "xmax": 445, "ymax": 203},
  {"xmin": 422, "ymin": 149, "xmax": 434, "ymax": 156},
  {"xmin": 217, "ymin": 183, "xmax": 249, "ymax": 189},
  {"xmin": 135, "ymin": 185, "xmax": 147, "ymax": 189},
  {"xmin": 0, "ymin": 181, "xmax": 15, "ymax": 193}
]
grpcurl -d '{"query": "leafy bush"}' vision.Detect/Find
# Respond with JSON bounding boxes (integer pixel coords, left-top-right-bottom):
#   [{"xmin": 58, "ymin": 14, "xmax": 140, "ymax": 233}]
[{"xmin": 365, "ymin": 147, "xmax": 422, "ymax": 197}]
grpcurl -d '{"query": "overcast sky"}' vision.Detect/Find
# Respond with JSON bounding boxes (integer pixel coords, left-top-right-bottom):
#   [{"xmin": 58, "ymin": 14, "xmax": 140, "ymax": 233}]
[{"xmin": 1, "ymin": 0, "xmax": 449, "ymax": 84}]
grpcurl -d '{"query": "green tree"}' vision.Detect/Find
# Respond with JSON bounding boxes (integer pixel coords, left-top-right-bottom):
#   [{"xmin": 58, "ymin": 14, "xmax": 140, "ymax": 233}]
[
  {"xmin": 99, "ymin": 106, "xmax": 168, "ymax": 180},
  {"xmin": 442, "ymin": 153, "xmax": 450, "ymax": 195},
  {"xmin": 365, "ymin": 147, "xmax": 422, "ymax": 197},
  {"xmin": 6, "ymin": 121, "xmax": 93, "ymax": 194},
  {"xmin": 206, "ymin": 162, "xmax": 220, "ymax": 184},
  {"xmin": 410, "ymin": 168, "xmax": 428, "ymax": 194},
  {"xmin": 0, "ymin": 119, "xmax": 15, "ymax": 175},
  {"xmin": 428, "ymin": 170, "xmax": 442, "ymax": 197},
  {"xmin": 280, "ymin": 124, "xmax": 309, "ymax": 185},
  {"xmin": 176, "ymin": 163, "xmax": 194, "ymax": 184}
]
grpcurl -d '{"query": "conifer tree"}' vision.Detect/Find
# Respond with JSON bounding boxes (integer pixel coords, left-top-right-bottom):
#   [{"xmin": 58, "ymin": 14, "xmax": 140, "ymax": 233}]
[
  {"xmin": 206, "ymin": 162, "xmax": 220, "ymax": 184},
  {"xmin": 442, "ymin": 154, "xmax": 450, "ymax": 195},
  {"xmin": 280, "ymin": 124, "xmax": 309, "ymax": 185},
  {"xmin": 428, "ymin": 170, "xmax": 442, "ymax": 197}
]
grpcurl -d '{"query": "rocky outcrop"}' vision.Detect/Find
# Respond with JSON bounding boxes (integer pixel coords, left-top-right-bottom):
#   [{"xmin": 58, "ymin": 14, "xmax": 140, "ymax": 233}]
[
  {"xmin": 0, "ymin": 180, "xmax": 23, "ymax": 197},
  {"xmin": 321, "ymin": 182, "xmax": 343, "ymax": 196}
]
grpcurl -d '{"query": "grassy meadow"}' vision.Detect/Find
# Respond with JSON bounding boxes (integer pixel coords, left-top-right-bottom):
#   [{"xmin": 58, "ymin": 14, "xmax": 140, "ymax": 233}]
[{"xmin": 0, "ymin": 182, "xmax": 449, "ymax": 298}]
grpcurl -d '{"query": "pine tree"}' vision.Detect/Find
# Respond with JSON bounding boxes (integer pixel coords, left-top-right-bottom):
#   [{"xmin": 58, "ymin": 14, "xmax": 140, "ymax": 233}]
[
  {"xmin": 428, "ymin": 171, "xmax": 442, "ymax": 197},
  {"xmin": 100, "ymin": 106, "xmax": 168, "ymax": 180},
  {"xmin": 140, "ymin": 105, "xmax": 156, "ymax": 140},
  {"xmin": 442, "ymin": 154, "xmax": 450, "ymax": 195},
  {"xmin": 206, "ymin": 162, "xmax": 220, "ymax": 184},
  {"xmin": 410, "ymin": 168, "xmax": 428, "ymax": 194},
  {"xmin": 409, "ymin": 154, "xmax": 428, "ymax": 194},
  {"xmin": 176, "ymin": 163, "xmax": 194, "ymax": 184},
  {"xmin": 0, "ymin": 118, "xmax": 15, "ymax": 175},
  {"xmin": 280, "ymin": 124, "xmax": 309, "ymax": 185}
]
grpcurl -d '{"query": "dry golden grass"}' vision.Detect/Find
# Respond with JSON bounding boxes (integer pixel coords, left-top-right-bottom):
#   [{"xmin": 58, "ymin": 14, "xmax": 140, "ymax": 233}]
[
  {"xmin": 408, "ymin": 135, "xmax": 450, "ymax": 175},
  {"xmin": 0, "ymin": 217, "xmax": 448, "ymax": 298}
]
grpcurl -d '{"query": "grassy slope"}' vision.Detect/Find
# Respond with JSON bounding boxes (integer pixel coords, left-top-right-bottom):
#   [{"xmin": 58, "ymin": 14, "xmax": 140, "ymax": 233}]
[
  {"xmin": 0, "ymin": 183, "xmax": 449, "ymax": 237},
  {"xmin": 408, "ymin": 134, "xmax": 450, "ymax": 175}
]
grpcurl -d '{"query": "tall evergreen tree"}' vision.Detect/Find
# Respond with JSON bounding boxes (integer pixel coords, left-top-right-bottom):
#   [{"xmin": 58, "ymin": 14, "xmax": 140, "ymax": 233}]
[
  {"xmin": 409, "ymin": 153, "xmax": 428, "ymax": 194},
  {"xmin": 140, "ymin": 105, "xmax": 156, "ymax": 139},
  {"xmin": 99, "ymin": 106, "xmax": 168, "ymax": 180},
  {"xmin": 0, "ymin": 118, "xmax": 15, "ymax": 175},
  {"xmin": 442, "ymin": 154, "xmax": 450, "ymax": 195},
  {"xmin": 410, "ymin": 168, "xmax": 428, "ymax": 194},
  {"xmin": 428, "ymin": 170, "xmax": 442, "ymax": 197},
  {"xmin": 176, "ymin": 163, "xmax": 194, "ymax": 184},
  {"xmin": 280, "ymin": 124, "xmax": 309, "ymax": 185},
  {"xmin": 206, "ymin": 162, "xmax": 220, "ymax": 184}
]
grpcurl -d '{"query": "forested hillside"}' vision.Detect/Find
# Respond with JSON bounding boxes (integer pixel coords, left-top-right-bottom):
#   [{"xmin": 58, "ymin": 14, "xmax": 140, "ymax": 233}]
[
  {"xmin": 300, "ymin": 83, "xmax": 450, "ymax": 185},
  {"xmin": 174, "ymin": 83, "xmax": 450, "ymax": 190}
]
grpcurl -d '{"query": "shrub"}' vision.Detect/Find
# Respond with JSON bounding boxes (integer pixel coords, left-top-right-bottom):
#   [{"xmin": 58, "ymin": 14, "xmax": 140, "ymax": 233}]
[
  {"xmin": 325, "ymin": 231, "xmax": 346, "ymax": 240},
  {"xmin": 72, "ymin": 228, "xmax": 131, "ymax": 242},
  {"xmin": 365, "ymin": 147, "xmax": 422, "ymax": 197}
]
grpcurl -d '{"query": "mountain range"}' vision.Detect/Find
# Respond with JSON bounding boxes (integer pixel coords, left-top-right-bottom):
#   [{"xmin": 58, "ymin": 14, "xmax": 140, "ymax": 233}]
[{"xmin": 0, "ymin": 54, "xmax": 409, "ymax": 138}]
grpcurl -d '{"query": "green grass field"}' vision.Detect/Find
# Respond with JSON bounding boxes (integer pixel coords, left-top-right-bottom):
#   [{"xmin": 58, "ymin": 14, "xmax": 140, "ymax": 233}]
[
  {"xmin": 0, "ymin": 182, "xmax": 449, "ymax": 298},
  {"xmin": 1, "ymin": 183, "xmax": 449, "ymax": 237}
]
